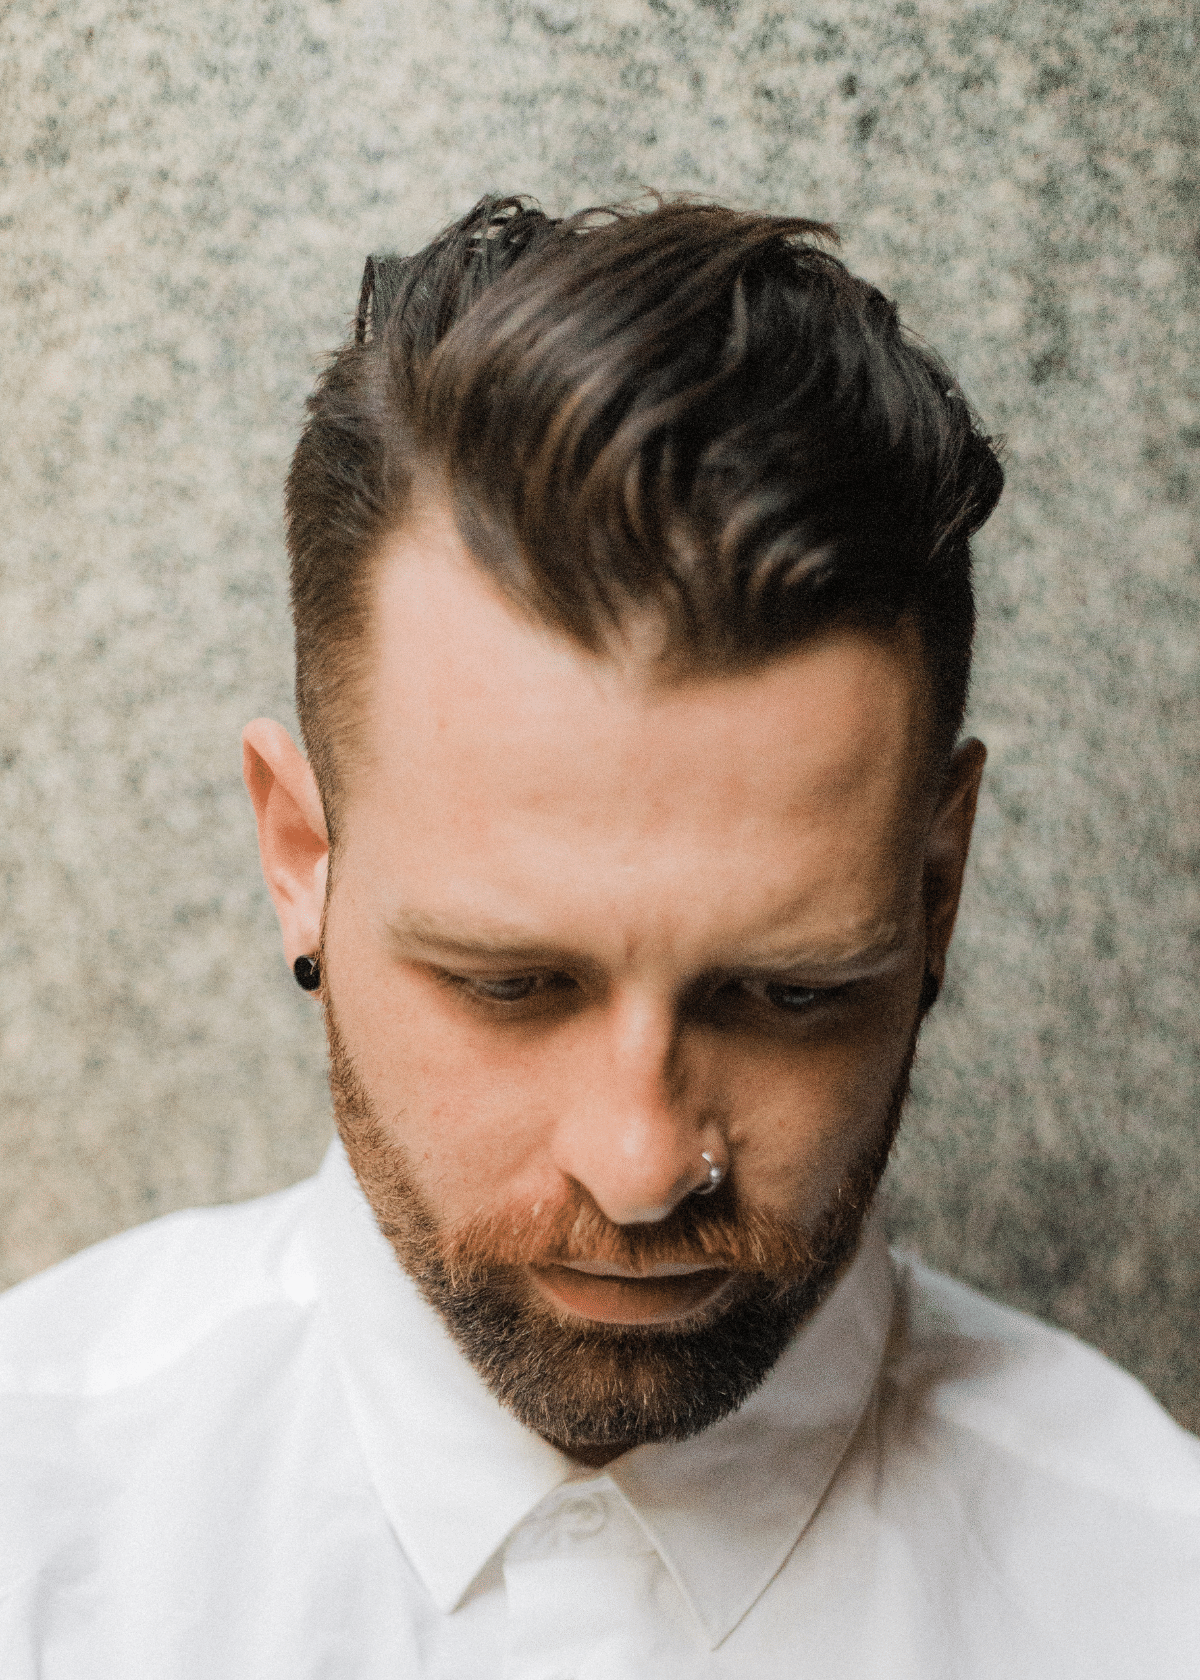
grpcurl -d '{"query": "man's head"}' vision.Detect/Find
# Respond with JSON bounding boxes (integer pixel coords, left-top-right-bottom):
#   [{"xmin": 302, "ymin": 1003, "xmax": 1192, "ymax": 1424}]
[{"xmin": 245, "ymin": 195, "xmax": 1001, "ymax": 1460}]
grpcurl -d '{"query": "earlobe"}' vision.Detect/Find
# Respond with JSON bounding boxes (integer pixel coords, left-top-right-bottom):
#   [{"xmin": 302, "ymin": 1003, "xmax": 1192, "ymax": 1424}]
[
  {"xmin": 242, "ymin": 719, "xmax": 329, "ymax": 978},
  {"xmin": 923, "ymin": 737, "xmax": 986, "ymax": 985}
]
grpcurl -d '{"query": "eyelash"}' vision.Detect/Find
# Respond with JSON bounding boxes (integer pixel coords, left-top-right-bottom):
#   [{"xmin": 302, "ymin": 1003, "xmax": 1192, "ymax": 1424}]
[
  {"xmin": 458, "ymin": 974, "xmax": 565, "ymax": 1004},
  {"xmin": 446, "ymin": 972, "xmax": 839, "ymax": 1017}
]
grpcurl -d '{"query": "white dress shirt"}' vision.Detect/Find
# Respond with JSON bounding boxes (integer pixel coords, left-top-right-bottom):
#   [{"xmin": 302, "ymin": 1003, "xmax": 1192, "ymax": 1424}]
[{"xmin": 1, "ymin": 1138, "xmax": 1198, "ymax": 1678}]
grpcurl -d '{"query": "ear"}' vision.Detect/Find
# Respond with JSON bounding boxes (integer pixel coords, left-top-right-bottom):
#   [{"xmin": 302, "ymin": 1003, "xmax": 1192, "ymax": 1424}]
[
  {"xmin": 922, "ymin": 737, "xmax": 986, "ymax": 987},
  {"xmin": 242, "ymin": 718, "xmax": 329, "ymax": 979}
]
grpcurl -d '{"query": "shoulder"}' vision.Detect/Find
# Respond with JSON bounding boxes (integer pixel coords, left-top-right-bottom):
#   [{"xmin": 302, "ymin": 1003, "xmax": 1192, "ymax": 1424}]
[
  {"xmin": 885, "ymin": 1249, "xmax": 1200, "ymax": 1515},
  {"xmin": 0, "ymin": 1175, "xmax": 320, "ymax": 1397}
]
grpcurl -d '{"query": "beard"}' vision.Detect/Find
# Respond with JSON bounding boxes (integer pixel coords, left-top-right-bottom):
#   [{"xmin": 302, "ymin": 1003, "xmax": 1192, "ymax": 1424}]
[{"xmin": 325, "ymin": 996, "xmax": 915, "ymax": 1457}]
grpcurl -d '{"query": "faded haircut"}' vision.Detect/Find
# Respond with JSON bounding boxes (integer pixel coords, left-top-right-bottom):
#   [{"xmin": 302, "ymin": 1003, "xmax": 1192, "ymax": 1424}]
[{"xmin": 286, "ymin": 194, "xmax": 1004, "ymax": 834}]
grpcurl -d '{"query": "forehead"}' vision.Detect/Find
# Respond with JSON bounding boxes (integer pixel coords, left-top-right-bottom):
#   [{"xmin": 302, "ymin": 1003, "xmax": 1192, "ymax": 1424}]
[{"xmin": 347, "ymin": 503, "xmax": 934, "ymax": 954}]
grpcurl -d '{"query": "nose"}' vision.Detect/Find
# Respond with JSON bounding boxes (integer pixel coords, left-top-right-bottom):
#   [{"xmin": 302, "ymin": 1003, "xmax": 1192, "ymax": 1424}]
[{"xmin": 551, "ymin": 989, "xmax": 713, "ymax": 1225}]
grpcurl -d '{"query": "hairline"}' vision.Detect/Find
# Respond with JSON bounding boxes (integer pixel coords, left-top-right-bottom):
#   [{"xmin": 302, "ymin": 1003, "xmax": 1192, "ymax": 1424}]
[{"xmin": 313, "ymin": 499, "xmax": 953, "ymax": 853}]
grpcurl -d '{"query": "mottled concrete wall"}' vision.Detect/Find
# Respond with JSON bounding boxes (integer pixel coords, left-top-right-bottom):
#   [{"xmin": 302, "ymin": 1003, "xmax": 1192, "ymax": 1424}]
[{"xmin": 2, "ymin": 1, "xmax": 1197, "ymax": 1426}]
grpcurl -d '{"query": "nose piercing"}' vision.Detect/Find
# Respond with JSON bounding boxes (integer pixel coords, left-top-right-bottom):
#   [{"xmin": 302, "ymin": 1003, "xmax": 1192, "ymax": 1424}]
[{"xmin": 695, "ymin": 1150, "xmax": 725, "ymax": 1195}]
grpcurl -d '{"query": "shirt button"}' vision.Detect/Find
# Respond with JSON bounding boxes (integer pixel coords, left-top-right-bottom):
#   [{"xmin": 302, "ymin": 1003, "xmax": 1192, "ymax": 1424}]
[{"xmin": 558, "ymin": 1494, "xmax": 607, "ymax": 1537}]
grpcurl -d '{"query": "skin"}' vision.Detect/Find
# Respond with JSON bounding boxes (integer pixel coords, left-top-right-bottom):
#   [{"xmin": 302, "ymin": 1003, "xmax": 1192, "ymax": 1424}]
[{"xmin": 245, "ymin": 497, "xmax": 985, "ymax": 1337}]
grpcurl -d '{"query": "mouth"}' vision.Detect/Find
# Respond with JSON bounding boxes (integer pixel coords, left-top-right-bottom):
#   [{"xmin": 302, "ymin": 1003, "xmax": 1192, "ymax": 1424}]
[{"xmin": 526, "ymin": 1260, "xmax": 735, "ymax": 1325}]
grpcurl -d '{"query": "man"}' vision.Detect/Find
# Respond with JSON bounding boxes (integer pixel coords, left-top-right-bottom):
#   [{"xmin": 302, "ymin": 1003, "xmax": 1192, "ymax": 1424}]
[{"xmin": 1, "ymin": 196, "xmax": 1197, "ymax": 1676}]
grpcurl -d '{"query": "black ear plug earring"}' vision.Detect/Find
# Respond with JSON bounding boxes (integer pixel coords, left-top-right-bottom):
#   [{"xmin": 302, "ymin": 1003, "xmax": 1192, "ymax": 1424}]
[{"xmin": 293, "ymin": 954, "xmax": 322, "ymax": 992}]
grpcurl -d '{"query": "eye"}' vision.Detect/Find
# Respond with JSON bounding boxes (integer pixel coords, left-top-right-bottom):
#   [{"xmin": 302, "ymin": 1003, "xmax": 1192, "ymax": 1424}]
[
  {"xmin": 761, "ymin": 981, "xmax": 822, "ymax": 1012},
  {"xmin": 690, "ymin": 974, "xmax": 837, "ymax": 1028},
  {"xmin": 448, "ymin": 971, "xmax": 579, "ymax": 1009},
  {"xmin": 467, "ymin": 974, "xmax": 545, "ymax": 1003}
]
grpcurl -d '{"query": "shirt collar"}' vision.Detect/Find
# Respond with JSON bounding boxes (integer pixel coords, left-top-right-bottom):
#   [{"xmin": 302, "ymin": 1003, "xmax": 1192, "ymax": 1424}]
[{"xmin": 301, "ymin": 1139, "xmax": 894, "ymax": 1647}]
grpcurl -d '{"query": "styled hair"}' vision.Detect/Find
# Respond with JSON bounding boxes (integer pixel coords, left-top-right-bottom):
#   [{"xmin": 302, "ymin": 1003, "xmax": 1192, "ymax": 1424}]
[{"xmin": 287, "ymin": 194, "xmax": 1003, "ymax": 831}]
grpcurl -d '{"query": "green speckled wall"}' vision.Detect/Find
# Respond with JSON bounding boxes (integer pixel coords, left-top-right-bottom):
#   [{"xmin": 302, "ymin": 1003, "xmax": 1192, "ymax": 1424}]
[{"xmin": 3, "ymin": 0, "xmax": 1197, "ymax": 1427}]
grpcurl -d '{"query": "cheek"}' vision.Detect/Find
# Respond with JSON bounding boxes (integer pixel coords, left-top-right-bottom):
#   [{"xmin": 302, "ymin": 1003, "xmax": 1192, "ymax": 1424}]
[
  {"xmin": 716, "ymin": 994, "xmax": 918, "ymax": 1219},
  {"xmin": 324, "ymin": 927, "xmax": 559, "ymax": 1210}
]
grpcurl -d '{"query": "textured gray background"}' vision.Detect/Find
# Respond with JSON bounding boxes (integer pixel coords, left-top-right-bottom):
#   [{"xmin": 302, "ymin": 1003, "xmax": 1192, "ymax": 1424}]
[{"xmin": 2, "ymin": 0, "xmax": 1197, "ymax": 1428}]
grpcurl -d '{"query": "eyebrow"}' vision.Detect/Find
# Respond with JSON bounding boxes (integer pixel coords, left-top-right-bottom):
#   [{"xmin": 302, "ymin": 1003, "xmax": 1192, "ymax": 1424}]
[
  {"xmin": 384, "ymin": 910, "xmax": 907, "ymax": 980},
  {"xmin": 733, "ymin": 935, "xmax": 909, "ymax": 983},
  {"xmin": 385, "ymin": 912, "xmax": 581, "ymax": 966}
]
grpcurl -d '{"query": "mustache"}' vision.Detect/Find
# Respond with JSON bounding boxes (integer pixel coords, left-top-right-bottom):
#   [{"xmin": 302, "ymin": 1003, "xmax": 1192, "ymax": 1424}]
[{"xmin": 412, "ymin": 1184, "xmax": 867, "ymax": 1291}]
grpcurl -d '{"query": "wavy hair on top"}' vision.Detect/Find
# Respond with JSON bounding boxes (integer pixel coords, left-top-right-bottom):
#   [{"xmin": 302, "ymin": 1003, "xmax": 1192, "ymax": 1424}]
[{"xmin": 287, "ymin": 193, "xmax": 1004, "ymax": 833}]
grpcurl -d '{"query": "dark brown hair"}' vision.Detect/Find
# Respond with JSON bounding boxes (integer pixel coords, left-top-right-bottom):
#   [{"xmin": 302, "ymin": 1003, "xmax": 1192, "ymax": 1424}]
[{"xmin": 287, "ymin": 195, "xmax": 1003, "ymax": 831}]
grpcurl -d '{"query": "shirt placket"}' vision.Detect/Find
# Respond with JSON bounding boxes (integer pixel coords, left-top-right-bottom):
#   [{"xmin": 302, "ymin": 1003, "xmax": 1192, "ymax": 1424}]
[{"xmin": 498, "ymin": 1482, "xmax": 703, "ymax": 1680}]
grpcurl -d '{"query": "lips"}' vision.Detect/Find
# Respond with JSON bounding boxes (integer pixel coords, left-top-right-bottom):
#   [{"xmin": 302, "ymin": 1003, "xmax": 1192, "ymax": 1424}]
[{"xmin": 527, "ymin": 1261, "xmax": 734, "ymax": 1325}]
